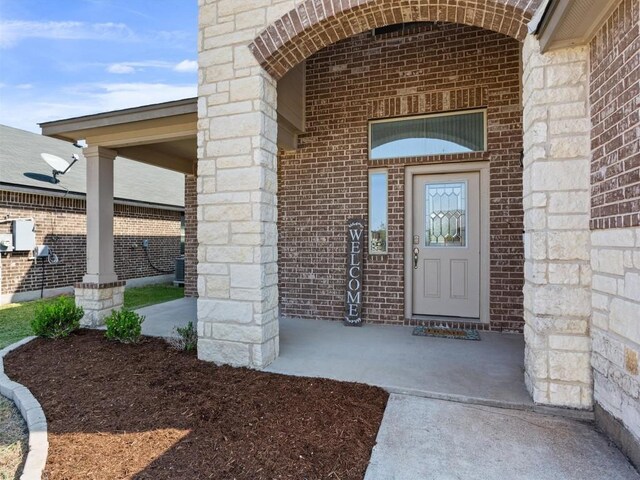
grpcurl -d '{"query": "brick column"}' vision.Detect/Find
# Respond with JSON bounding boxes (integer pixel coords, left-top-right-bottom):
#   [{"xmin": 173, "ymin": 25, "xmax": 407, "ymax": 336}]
[
  {"xmin": 184, "ymin": 174, "xmax": 198, "ymax": 298},
  {"xmin": 75, "ymin": 145, "xmax": 124, "ymax": 326},
  {"xmin": 521, "ymin": 36, "xmax": 593, "ymax": 408},
  {"xmin": 197, "ymin": 2, "xmax": 279, "ymax": 368}
]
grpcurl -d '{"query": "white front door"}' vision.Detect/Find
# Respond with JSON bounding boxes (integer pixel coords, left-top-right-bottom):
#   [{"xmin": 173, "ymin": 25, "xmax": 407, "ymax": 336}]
[{"xmin": 412, "ymin": 172, "xmax": 480, "ymax": 318}]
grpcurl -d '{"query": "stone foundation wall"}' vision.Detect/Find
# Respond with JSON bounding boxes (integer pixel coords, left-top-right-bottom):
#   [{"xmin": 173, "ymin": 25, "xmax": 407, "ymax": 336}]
[{"xmin": 591, "ymin": 227, "xmax": 640, "ymax": 446}]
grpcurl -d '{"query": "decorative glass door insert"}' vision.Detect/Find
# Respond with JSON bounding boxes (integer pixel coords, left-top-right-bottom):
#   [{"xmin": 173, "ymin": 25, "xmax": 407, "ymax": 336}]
[{"xmin": 425, "ymin": 181, "xmax": 467, "ymax": 247}]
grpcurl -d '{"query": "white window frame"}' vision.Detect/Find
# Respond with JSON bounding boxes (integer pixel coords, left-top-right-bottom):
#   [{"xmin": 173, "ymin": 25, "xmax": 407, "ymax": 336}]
[
  {"xmin": 368, "ymin": 109, "xmax": 488, "ymax": 161},
  {"xmin": 368, "ymin": 168, "xmax": 388, "ymax": 255}
]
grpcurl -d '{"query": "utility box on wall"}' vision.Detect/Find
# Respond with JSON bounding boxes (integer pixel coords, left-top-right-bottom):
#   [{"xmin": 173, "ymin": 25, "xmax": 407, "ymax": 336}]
[
  {"xmin": 0, "ymin": 234, "xmax": 13, "ymax": 252},
  {"xmin": 13, "ymin": 219, "xmax": 36, "ymax": 251}
]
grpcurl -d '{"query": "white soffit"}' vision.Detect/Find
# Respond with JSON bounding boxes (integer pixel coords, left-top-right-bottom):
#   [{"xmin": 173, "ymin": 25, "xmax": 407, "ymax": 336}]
[{"xmin": 538, "ymin": 0, "xmax": 622, "ymax": 52}]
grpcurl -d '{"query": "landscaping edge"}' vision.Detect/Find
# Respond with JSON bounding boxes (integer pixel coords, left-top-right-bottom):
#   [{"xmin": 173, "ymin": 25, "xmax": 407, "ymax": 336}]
[{"xmin": 0, "ymin": 336, "xmax": 47, "ymax": 480}]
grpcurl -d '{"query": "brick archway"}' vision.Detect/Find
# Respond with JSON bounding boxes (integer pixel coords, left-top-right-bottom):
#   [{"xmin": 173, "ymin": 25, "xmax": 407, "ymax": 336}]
[{"xmin": 249, "ymin": 0, "xmax": 543, "ymax": 78}]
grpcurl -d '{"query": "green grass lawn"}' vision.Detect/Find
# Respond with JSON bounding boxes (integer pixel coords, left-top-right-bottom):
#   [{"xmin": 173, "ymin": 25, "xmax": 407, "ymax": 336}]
[
  {"xmin": 0, "ymin": 297, "xmax": 59, "ymax": 350},
  {"xmin": 123, "ymin": 283, "xmax": 184, "ymax": 310},
  {"xmin": 0, "ymin": 283, "xmax": 184, "ymax": 349}
]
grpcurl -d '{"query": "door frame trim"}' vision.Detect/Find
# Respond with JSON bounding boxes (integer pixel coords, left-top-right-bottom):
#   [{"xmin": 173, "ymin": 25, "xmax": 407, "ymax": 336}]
[{"xmin": 404, "ymin": 161, "xmax": 491, "ymax": 323}]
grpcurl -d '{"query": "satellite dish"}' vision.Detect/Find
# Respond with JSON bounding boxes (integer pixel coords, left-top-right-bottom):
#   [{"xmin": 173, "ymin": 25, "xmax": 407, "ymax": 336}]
[
  {"xmin": 40, "ymin": 153, "xmax": 79, "ymax": 184},
  {"xmin": 41, "ymin": 153, "xmax": 70, "ymax": 172}
]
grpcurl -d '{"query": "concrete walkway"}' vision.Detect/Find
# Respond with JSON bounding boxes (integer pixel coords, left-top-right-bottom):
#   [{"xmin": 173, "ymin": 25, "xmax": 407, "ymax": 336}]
[
  {"xmin": 135, "ymin": 297, "xmax": 194, "ymax": 338},
  {"xmin": 365, "ymin": 394, "xmax": 639, "ymax": 480}
]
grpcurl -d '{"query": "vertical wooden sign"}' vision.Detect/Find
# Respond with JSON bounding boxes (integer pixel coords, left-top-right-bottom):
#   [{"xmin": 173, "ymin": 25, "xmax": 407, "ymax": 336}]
[{"xmin": 344, "ymin": 219, "xmax": 364, "ymax": 326}]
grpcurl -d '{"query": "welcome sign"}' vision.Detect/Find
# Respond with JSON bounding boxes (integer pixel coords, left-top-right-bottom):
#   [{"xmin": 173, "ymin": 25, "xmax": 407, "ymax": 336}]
[{"xmin": 344, "ymin": 219, "xmax": 365, "ymax": 326}]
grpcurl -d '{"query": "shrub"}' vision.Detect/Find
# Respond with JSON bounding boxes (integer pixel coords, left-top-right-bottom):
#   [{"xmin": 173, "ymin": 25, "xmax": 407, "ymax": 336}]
[
  {"xmin": 169, "ymin": 321, "xmax": 198, "ymax": 352},
  {"xmin": 105, "ymin": 308, "xmax": 145, "ymax": 344},
  {"xmin": 31, "ymin": 296, "xmax": 83, "ymax": 339}
]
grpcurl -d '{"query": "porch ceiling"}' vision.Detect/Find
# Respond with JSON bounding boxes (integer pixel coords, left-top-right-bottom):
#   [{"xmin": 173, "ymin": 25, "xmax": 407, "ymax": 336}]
[
  {"xmin": 40, "ymin": 98, "xmax": 198, "ymax": 175},
  {"xmin": 536, "ymin": 0, "xmax": 622, "ymax": 51}
]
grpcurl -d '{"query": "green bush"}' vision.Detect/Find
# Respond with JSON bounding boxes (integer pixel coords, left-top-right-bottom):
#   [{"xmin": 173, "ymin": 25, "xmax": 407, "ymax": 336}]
[
  {"xmin": 31, "ymin": 296, "xmax": 83, "ymax": 339},
  {"xmin": 105, "ymin": 308, "xmax": 145, "ymax": 344},
  {"xmin": 172, "ymin": 321, "xmax": 198, "ymax": 352}
]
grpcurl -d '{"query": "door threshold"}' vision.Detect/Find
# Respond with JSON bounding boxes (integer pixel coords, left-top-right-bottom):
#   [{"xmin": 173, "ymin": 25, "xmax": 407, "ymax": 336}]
[{"xmin": 411, "ymin": 314, "xmax": 483, "ymax": 324}]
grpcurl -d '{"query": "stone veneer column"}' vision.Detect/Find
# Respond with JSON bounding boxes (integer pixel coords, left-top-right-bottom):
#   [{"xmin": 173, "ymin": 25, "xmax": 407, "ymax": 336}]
[
  {"xmin": 196, "ymin": 1, "xmax": 281, "ymax": 367},
  {"xmin": 75, "ymin": 145, "xmax": 124, "ymax": 326},
  {"xmin": 521, "ymin": 36, "xmax": 593, "ymax": 408}
]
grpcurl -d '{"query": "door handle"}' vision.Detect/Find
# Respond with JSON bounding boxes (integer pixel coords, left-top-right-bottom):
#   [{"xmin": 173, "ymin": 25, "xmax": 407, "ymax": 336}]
[{"xmin": 413, "ymin": 247, "xmax": 419, "ymax": 269}]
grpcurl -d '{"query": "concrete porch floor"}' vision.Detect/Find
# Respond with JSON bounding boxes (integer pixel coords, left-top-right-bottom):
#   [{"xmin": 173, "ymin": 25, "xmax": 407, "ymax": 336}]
[
  {"xmin": 139, "ymin": 298, "xmax": 540, "ymax": 413},
  {"xmin": 267, "ymin": 316, "xmax": 538, "ymax": 412}
]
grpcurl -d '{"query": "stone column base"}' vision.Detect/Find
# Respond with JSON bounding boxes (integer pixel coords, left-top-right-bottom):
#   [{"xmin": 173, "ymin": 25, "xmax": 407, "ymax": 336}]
[
  {"xmin": 198, "ymin": 336, "xmax": 279, "ymax": 369},
  {"xmin": 74, "ymin": 281, "xmax": 125, "ymax": 327}
]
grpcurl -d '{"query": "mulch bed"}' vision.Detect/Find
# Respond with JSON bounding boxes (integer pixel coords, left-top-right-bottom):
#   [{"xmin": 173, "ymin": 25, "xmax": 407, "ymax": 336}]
[{"xmin": 4, "ymin": 330, "xmax": 388, "ymax": 479}]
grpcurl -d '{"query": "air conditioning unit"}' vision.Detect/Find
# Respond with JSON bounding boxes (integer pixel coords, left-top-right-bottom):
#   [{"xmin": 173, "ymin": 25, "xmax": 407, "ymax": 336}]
[{"xmin": 175, "ymin": 255, "xmax": 185, "ymax": 285}]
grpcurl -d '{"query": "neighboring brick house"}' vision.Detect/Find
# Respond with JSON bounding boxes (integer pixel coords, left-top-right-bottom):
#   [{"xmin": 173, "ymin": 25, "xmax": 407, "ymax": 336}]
[
  {"xmin": 36, "ymin": 0, "xmax": 639, "ymax": 467},
  {"xmin": 0, "ymin": 125, "xmax": 188, "ymax": 304}
]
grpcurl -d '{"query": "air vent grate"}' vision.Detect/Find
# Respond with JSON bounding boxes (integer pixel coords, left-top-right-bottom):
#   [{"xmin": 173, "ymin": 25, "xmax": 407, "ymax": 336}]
[{"xmin": 373, "ymin": 22, "xmax": 431, "ymax": 37}]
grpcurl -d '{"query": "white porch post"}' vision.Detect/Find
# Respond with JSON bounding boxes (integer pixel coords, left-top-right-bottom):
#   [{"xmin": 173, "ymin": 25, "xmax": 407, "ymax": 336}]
[
  {"xmin": 197, "ymin": 5, "xmax": 279, "ymax": 367},
  {"xmin": 83, "ymin": 146, "xmax": 118, "ymax": 284},
  {"xmin": 522, "ymin": 36, "xmax": 593, "ymax": 408},
  {"xmin": 75, "ymin": 145, "xmax": 124, "ymax": 326}
]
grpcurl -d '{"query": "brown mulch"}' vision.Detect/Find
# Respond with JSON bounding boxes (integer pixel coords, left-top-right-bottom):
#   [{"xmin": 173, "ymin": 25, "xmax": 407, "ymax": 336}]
[{"xmin": 4, "ymin": 330, "xmax": 388, "ymax": 480}]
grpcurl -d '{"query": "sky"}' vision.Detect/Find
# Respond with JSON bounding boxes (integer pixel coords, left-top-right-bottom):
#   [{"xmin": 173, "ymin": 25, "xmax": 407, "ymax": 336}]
[{"xmin": 0, "ymin": 0, "xmax": 197, "ymax": 133}]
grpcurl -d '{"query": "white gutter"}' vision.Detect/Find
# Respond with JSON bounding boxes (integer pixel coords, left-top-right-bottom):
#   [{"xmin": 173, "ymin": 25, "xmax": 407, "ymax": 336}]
[{"xmin": 528, "ymin": 0, "xmax": 552, "ymax": 34}]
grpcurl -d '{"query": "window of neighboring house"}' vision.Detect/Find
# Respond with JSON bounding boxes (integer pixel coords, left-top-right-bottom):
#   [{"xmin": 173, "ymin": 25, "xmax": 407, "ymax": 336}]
[
  {"xmin": 369, "ymin": 169, "xmax": 388, "ymax": 255},
  {"xmin": 369, "ymin": 109, "xmax": 486, "ymax": 160}
]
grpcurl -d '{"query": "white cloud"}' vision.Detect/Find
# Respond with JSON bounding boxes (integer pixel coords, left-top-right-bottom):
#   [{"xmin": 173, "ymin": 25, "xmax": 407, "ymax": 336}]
[
  {"xmin": 91, "ymin": 82, "xmax": 197, "ymax": 110},
  {"xmin": 107, "ymin": 64, "xmax": 136, "ymax": 74},
  {"xmin": 0, "ymin": 82, "xmax": 197, "ymax": 133},
  {"xmin": 105, "ymin": 60, "xmax": 197, "ymax": 74},
  {"xmin": 0, "ymin": 20, "xmax": 134, "ymax": 48},
  {"xmin": 16, "ymin": 84, "xmax": 33, "ymax": 89},
  {"xmin": 174, "ymin": 60, "xmax": 198, "ymax": 73}
]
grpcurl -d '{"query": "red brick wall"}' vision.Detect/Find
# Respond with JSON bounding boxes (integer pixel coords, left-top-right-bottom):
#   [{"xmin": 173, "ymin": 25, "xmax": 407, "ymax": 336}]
[
  {"xmin": 278, "ymin": 23, "xmax": 524, "ymax": 330},
  {"xmin": 590, "ymin": 0, "xmax": 640, "ymax": 229},
  {"xmin": 0, "ymin": 190, "xmax": 181, "ymax": 297},
  {"xmin": 249, "ymin": 0, "xmax": 543, "ymax": 78},
  {"xmin": 184, "ymin": 174, "xmax": 198, "ymax": 297}
]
